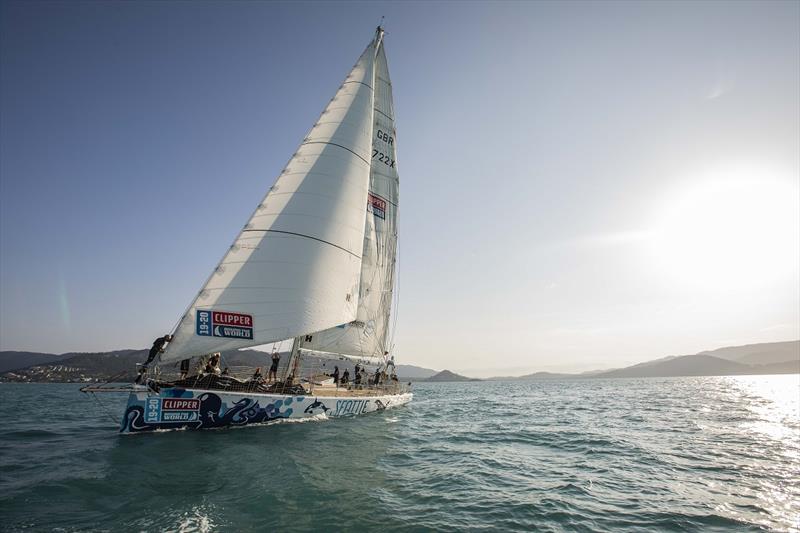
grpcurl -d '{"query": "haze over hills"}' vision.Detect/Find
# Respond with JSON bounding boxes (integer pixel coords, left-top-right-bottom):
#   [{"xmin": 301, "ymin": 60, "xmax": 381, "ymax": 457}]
[
  {"xmin": 698, "ymin": 341, "xmax": 799, "ymax": 366},
  {"xmin": 0, "ymin": 348, "xmax": 441, "ymax": 383},
  {"xmin": 0, "ymin": 340, "xmax": 797, "ymax": 383},
  {"xmin": 490, "ymin": 341, "xmax": 799, "ymax": 380},
  {"xmin": 420, "ymin": 370, "xmax": 480, "ymax": 382}
]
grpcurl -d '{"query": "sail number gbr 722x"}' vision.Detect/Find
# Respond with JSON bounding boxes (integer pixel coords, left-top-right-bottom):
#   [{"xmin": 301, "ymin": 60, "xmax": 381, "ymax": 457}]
[{"xmin": 373, "ymin": 129, "xmax": 395, "ymax": 168}]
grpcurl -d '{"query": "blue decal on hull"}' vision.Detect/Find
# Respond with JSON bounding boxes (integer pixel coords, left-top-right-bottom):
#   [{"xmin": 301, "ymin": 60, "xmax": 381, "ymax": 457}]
[
  {"xmin": 121, "ymin": 391, "xmax": 294, "ymax": 433},
  {"xmin": 304, "ymin": 399, "xmax": 329, "ymax": 415}
]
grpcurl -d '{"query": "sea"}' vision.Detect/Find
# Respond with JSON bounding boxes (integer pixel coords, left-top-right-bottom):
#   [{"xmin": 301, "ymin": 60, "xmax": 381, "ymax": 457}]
[{"xmin": 1, "ymin": 376, "xmax": 798, "ymax": 532}]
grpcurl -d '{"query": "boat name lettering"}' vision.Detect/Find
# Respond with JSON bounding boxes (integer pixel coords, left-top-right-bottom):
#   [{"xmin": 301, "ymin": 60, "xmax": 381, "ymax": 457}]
[
  {"xmin": 212, "ymin": 312, "xmax": 252, "ymax": 327},
  {"xmin": 334, "ymin": 399, "xmax": 369, "ymax": 416},
  {"xmin": 162, "ymin": 399, "xmax": 200, "ymax": 410}
]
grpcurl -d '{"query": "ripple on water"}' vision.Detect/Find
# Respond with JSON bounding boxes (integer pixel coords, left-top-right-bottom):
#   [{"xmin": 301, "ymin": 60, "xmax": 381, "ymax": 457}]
[{"xmin": 0, "ymin": 376, "xmax": 798, "ymax": 531}]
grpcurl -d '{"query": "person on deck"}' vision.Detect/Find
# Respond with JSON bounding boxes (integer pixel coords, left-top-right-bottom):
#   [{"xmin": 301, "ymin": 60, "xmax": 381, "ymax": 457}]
[
  {"xmin": 354, "ymin": 369, "xmax": 362, "ymax": 387},
  {"xmin": 204, "ymin": 353, "xmax": 221, "ymax": 375},
  {"xmin": 221, "ymin": 367, "xmax": 230, "ymax": 376},
  {"xmin": 179, "ymin": 358, "xmax": 190, "ymax": 379},
  {"xmin": 252, "ymin": 367, "xmax": 263, "ymax": 382},
  {"xmin": 144, "ymin": 334, "xmax": 172, "ymax": 368},
  {"xmin": 332, "ymin": 366, "xmax": 340, "ymax": 386},
  {"xmin": 268, "ymin": 352, "xmax": 280, "ymax": 383},
  {"xmin": 341, "ymin": 369, "xmax": 350, "ymax": 385}
]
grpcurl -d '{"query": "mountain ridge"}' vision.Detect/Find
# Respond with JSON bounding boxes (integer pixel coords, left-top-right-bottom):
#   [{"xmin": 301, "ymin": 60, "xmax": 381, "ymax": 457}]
[{"xmin": 1, "ymin": 340, "xmax": 797, "ymax": 383}]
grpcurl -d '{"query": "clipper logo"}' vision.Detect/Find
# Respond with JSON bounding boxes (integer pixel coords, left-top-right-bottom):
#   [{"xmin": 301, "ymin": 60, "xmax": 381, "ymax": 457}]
[
  {"xmin": 196, "ymin": 310, "xmax": 254, "ymax": 339},
  {"xmin": 146, "ymin": 398, "xmax": 200, "ymax": 423},
  {"xmin": 368, "ymin": 193, "xmax": 386, "ymax": 219}
]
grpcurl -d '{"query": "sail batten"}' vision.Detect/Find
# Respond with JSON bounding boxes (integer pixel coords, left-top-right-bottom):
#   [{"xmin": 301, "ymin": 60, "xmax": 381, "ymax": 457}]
[
  {"xmin": 158, "ymin": 40, "xmax": 379, "ymax": 365},
  {"xmin": 240, "ymin": 229, "xmax": 362, "ymax": 259}
]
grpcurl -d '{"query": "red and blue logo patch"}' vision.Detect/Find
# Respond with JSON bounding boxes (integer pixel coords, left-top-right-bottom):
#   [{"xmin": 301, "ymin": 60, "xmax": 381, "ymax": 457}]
[
  {"xmin": 196, "ymin": 310, "xmax": 254, "ymax": 339},
  {"xmin": 368, "ymin": 193, "xmax": 386, "ymax": 219}
]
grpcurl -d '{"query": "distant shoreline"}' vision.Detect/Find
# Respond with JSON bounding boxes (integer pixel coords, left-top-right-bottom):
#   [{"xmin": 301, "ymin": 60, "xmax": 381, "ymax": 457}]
[{"xmin": 1, "ymin": 340, "xmax": 797, "ymax": 384}]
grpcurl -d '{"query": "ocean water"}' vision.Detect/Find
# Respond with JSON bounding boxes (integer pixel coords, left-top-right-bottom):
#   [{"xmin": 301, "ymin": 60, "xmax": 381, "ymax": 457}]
[{"xmin": 0, "ymin": 376, "xmax": 798, "ymax": 532}]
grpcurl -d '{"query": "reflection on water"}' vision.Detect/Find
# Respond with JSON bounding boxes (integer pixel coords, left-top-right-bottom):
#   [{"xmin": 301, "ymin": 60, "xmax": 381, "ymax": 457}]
[
  {"xmin": 719, "ymin": 375, "xmax": 800, "ymax": 530},
  {"xmin": 0, "ymin": 376, "xmax": 798, "ymax": 531}
]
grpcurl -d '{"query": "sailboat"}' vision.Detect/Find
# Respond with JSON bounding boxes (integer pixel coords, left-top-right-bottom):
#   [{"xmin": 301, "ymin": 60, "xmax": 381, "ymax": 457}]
[{"xmin": 84, "ymin": 26, "xmax": 412, "ymax": 433}]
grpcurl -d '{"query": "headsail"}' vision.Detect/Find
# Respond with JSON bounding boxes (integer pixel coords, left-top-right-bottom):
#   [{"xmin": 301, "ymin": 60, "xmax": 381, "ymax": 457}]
[
  {"xmin": 159, "ymin": 39, "xmax": 379, "ymax": 365},
  {"xmin": 302, "ymin": 33, "xmax": 399, "ymax": 361}
]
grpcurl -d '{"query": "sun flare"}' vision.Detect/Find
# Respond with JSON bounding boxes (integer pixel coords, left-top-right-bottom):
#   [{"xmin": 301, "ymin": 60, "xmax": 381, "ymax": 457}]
[{"xmin": 648, "ymin": 165, "xmax": 799, "ymax": 290}]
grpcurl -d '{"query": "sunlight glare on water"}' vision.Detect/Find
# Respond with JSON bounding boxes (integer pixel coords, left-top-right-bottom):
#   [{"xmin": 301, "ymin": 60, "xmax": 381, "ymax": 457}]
[{"xmin": 0, "ymin": 377, "xmax": 798, "ymax": 532}]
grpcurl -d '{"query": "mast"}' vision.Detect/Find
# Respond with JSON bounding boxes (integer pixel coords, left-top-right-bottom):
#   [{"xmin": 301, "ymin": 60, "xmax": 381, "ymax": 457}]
[{"xmin": 283, "ymin": 337, "xmax": 302, "ymax": 382}]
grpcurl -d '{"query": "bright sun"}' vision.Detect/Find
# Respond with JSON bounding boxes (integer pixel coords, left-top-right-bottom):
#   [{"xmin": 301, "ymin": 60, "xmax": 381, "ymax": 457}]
[{"xmin": 648, "ymin": 165, "xmax": 799, "ymax": 290}]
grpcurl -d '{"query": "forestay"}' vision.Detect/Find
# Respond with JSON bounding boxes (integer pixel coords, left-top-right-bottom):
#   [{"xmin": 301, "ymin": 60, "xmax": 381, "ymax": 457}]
[
  {"xmin": 159, "ymin": 41, "xmax": 379, "ymax": 365},
  {"xmin": 302, "ymin": 37, "xmax": 400, "ymax": 361}
]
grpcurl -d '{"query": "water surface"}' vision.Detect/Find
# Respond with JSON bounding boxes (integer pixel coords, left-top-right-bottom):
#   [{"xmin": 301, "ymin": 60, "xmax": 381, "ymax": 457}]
[{"xmin": 1, "ymin": 376, "xmax": 798, "ymax": 531}]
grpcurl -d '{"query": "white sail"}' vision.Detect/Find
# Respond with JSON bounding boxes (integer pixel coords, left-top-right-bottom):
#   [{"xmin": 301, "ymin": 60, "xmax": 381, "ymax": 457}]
[
  {"xmin": 298, "ymin": 348, "xmax": 385, "ymax": 367},
  {"xmin": 302, "ymin": 39, "xmax": 400, "ymax": 361},
  {"xmin": 159, "ymin": 41, "xmax": 378, "ymax": 365}
]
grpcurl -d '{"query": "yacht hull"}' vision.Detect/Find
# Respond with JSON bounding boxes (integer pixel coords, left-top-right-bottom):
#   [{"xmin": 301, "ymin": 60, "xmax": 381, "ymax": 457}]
[{"xmin": 120, "ymin": 386, "xmax": 412, "ymax": 433}]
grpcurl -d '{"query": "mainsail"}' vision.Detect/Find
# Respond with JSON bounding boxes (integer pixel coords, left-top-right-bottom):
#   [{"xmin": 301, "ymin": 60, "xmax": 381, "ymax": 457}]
[
  {"xmin": 159, "ymin": 35, "xmax": 384, "ymax": 365},
  {"xmin": 301, "ymin": 38, "xmax": 399, "ymax": 363}
]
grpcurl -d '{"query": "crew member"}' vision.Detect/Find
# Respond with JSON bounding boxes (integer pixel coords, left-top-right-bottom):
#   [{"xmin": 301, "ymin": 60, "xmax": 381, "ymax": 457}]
[
  {"xmin": 268, "ymin": 352, "xmax": 280, "ymax": 383},
  {"xmin": 144, "ymin": 334, "xmax": 172, "ymax": 367},
  {"xmin": 204, "ymin": 353, "xmax": 221, "ymax": 375}
]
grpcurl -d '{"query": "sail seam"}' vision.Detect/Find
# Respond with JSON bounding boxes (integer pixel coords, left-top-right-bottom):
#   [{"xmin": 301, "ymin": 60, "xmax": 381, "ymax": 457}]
[
  {"xmin": 242, "ymin": 229, "xmax": 361, "ymax": 259},
  {"xmin": 300, "ymin": 141, "xmax": 370, "ymax": 165},
  {"xmin": 374, "ymin": 108, "xmax": 394, "ymax": 121},
  {"xmin": 343, "ymin": 80, "xmax": 373, "ymax": 90}
]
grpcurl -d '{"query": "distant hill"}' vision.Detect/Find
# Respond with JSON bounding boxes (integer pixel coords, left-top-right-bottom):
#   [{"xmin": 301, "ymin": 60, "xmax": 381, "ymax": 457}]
[
  {"xmin": 421, "ymin": 370, "xmax": 480, "ymax": 382},
  {"xmin": 0, "ymin": 351, "xmax": 73, "ymax": 373},
  {"xmin": 2, "ymin": 340, "xmax": 796, "ymax": 383},
  {"xmin": 489, "ymin": 368, "xmax": 612, "ymax": 381},
  {"xmin": 1, "ymin": 349, "xmax": 147, "ymax": 382},
  {"xmin": 0, "ymin": 348, "xmax": 439, "ymax": 383},
  {"xmin": 590, "ymin": 354, "xmax": 755, "ymax": 379},
  {"xmin": 589, "ymin": 341, "xmax": 799, "ymax": 379},
  {"xmin": 0, "ymin": 348, "xmax": 282, "ymax": 383},
  {"xmin": 396, "ymin": 364, "xmax": 438, "ymax": 379},
  {"xmin": 699, "ymin": 341, "xmax": 799, "ymax": 366},
  {"xmin": 492, "ymin": 371, "xmax": 573, "ymax": 380},
  {"xmin": 488, "ymin": 340, "xmax": 799, "ymax": 381}
]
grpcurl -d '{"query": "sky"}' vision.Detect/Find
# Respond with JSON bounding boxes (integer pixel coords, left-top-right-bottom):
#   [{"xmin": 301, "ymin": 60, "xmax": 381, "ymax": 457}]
[{"xmin": 1, "ymin": 1, "xmax": 798, "ymax": 376}]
